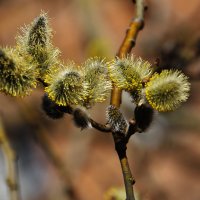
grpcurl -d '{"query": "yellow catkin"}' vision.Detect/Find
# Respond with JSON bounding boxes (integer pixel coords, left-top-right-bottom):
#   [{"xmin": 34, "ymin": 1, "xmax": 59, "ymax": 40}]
[
  {"xmin": 44, "ymin": 61, "xmax": 88, "ymax": 106},
  {"xmin": 82, "ymin": 57, "xmax": 112, "ymax": 108},
  {"xmin": 16, "ymin": 11, "xmax": 60, "ymax": 78},
  {"xmin": 145, "ymin": 70, "xmax": 190, "ymax": 112},
  {"xmin": 108, "ymin": 55, "xmax": 152, "ymax": 104},
  {"xmin": 0, "ymin": 48, "xmax": 38, "ymax": 97},
  {"xmin": 108, "ymin": 55, "xmax": 152, "ymax": 92}
]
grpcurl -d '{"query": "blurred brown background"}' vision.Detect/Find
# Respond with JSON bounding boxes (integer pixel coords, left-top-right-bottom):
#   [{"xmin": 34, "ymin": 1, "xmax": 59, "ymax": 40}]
[{"xmin": 0, "ymin": 0, "xmax": 200, "ymax": 200}]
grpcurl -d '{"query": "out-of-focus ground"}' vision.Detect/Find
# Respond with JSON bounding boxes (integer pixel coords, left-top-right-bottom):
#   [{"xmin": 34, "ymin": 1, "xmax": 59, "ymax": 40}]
[{"xmin": 0, "ymin": 0, "xmax": 200, "ymax": 200}]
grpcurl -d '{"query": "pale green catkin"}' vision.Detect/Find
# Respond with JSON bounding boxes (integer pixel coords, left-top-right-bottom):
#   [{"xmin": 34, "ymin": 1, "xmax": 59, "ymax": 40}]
[
  {"xmin": 16, "ymin": 12, "xmax": 60, "ymax": 78},
  {"xmin": 145, "ymin": 70, "xmax": 190, "ymax": 112},
  {"xmin": 82, "ymin": 57, "xmax": 112, "ymax": 108},
  {"xmin": 108, "ymin": 55, "xmax": 152, "ymax": 92},
  {"xmin": 0, "ymin": 48, "xmax": 38, "ymax": 97},
  {"xmin": 45, "ymin": 61, "xmax": 88, "ymax": 106}
]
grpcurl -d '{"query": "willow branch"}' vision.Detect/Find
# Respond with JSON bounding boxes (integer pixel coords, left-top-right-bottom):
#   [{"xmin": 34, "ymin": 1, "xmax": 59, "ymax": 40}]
[
  {"xmin": 0, "ymin": 119, "xmax": 20, "ymax": 200},
  {"xmin": 116, "ymin": 1, "xmax": 144, "ymax": 58},
  {"xmin": 110, "ymin": 0, "xmax": 145, "ymax": 200},
  {"xmin": 89, "ymin": 118, "xmax": 111, "ymax": 132},
  {"xmin": 112, "ymin": 132, "xmax": 135, "ymax": 200},
  {"xmin": 136, "ymin": 0, "xmax": 145, "ymax": 20}
]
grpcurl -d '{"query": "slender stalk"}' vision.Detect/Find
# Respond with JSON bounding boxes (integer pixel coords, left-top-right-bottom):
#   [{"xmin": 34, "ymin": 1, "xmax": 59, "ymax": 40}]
[
  {"xmin": 0, "ymin": 119, "xmax": 20, "ymax": 200},
  {"xmin": 120, "ymin": 157, "xmax": 135, "ymax": 197},
  {"xmin": 125, "ymin": 120, "xmax": 137, "ymax": 144},
  {"xmin": 110, "ymin": 0, "xmax": 145, "ymax": 200},
  {"xmin": 136, "ymin": 0, "xmax": 145, "ymax": 20},
  {"xmin": 114, "ymin": 136, "xmax": 135, "ymax": 200},
  {"xmin": 62, "ymin": 106, "xmax": 111, "ymax": 132},
  {"xmin": 89, "ymin": 118, "xmax": 111, "ymax": 132}
]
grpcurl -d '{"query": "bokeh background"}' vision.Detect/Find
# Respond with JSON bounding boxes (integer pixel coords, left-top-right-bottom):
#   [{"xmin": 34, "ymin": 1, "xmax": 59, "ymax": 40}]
[{"xmin": 0, "ymin": 0, "xmax": 200, "ymax": 200}]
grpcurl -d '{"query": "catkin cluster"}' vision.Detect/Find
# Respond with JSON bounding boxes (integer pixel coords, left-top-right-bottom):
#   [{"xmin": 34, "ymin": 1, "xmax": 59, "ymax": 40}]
[
  {"xmin": 44, "ymin": 57, "xmax": 112, "ymax": 108},
  {"xmin": 0, "ymin": 12, "xmax": 112, "ymax": 109},
  {"xmin": 106, "ymin": 55, "xmax": 190, "ymax": 133},
  {"xmin": 0, "ymin": 12, "xmax": 190, "ymax": 122},
  {"xmin": 0, "ymin": 12, "xmax": 59, "ymax": 97},
  {"xmin": 108, "ymin": 55, "xmax": 190, "ymax": 112}
]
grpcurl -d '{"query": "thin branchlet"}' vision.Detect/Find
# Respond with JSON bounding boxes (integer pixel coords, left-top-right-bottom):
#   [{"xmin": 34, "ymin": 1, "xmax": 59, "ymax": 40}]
[{"xmin": 110, "ymin": 1, "xmax": 146, "ymax": 200}]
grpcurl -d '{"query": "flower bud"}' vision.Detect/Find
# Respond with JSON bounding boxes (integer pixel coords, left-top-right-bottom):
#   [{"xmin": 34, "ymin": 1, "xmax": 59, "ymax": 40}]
[
  {"xmin": 42, "ymin": 94, "xmax": 65, "ymax": 119},
  {"xmin": 73, "ymin": 108, "xmax": 90, "ymax": 129},
  {"xmin": 134, "ymin": 104, "xmax": 154, "ymax": 132},
  {"xmin": 106, "ymin": 105, "xmax": 128, "ymax": 133}
]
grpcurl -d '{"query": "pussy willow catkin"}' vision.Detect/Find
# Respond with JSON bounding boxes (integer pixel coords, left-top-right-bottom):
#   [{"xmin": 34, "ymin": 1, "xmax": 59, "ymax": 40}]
[
  {"xmin": 145, "ymin": 70, "xmax": 190, "ymax": 112},
  {"xmin": 16, "ymin": 12, "xmax": 60, "ymax": 78},
  {"xmin": 0, "ymin": 48, "xmax": 38, "ymax": 97},
  {"xmin": 82, "ymin": 57, "xmax": 112, "ymax": 108}
]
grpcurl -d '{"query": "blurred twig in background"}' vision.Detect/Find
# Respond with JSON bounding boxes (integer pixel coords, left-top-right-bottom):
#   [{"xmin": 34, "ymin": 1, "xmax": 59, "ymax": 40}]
[
  {"xmin": 16, "ymin": 100, "xmax": 79, "ymax": 200},
  {"xmin": 0, "ymin": 118, "xmax": 20, "ymax": 200}
]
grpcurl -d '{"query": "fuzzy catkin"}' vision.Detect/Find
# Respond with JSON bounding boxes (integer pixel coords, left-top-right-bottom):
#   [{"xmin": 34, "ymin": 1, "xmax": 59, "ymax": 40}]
[
  {"xmin": 145, "ymin": 70, "xmax": 190, "ymax": 112},
  {"xmin": 0, "ymin": 48, "xmax": 38, "ymax": 97},
  {"xmin": 45, "ymin": 61, "xmax": 88, "ymax": 106},
  {"xmin": 16, "ymin": 12, "xmax": 60, "ymax": 78},
  {"xmin": 108, "ymin": 55, "xmax": 152, "ymax": 92},
  {"xmin": 82, "ymin": 57, "xmax": 112, "ymax": 108},
  {"xmin": 106, "ymin": 105, "xmax": 128, "ymax": 133}
]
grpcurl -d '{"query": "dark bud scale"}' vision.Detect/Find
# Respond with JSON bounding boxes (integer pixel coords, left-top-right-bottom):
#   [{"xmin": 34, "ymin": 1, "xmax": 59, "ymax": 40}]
[
  {"xmin": 42, "ymin": 93, "xmax": 65, "ymax": 119},
  {"xmin": 73, "ymin": 108, "xmax": 90, "ymax": 130},
  {"xmin": 134, "ymin": 104, "xmax": 154, "ymax": 132}
]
